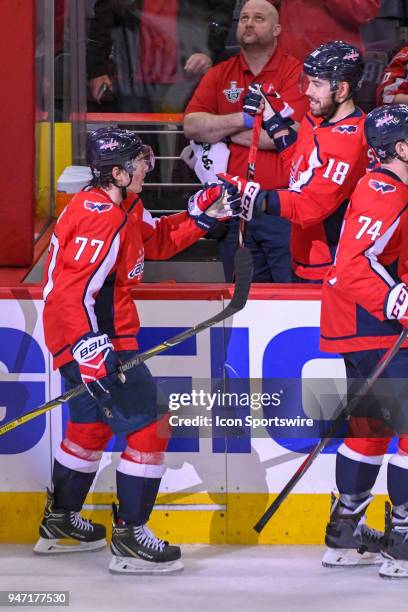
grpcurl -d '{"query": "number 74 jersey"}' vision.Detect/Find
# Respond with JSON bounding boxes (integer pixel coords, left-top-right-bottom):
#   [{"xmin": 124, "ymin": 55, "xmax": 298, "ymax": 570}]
[{"xmin": 320, "ymin": 168, "xmax": 408, "ymax": 353}]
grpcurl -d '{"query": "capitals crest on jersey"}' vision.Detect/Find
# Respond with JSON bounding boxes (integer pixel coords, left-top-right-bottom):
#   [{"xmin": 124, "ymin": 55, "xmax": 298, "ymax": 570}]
[
  {"xmin": 332, "ymin": 125, "xmax": 358, "ymax": 135},
  {"xmin": 223, "ymin": 81, "xmax": 244, "ymax": 103},
  {"xmin": 128, "ymin": 250, "xmax": 145, "ymax": 280},
  {"xmin": 84, "ymin": 200, "xmax": 113, "ymax": 213},
  {"xmin": 369, "ymin": 179, "xmax": 396, "ymax": 194}
]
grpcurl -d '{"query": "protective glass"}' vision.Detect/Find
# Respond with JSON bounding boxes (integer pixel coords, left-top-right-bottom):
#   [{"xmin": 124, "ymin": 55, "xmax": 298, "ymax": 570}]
[{"xmin": 298, "ymin": 72, "xmax": 310, "ymax": 95}]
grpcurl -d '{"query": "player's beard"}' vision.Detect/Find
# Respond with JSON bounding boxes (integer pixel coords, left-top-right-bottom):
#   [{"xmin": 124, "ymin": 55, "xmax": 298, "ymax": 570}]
[{"xmin": 308, "ymin": 96, "xmax": 337, "ymax": 119}]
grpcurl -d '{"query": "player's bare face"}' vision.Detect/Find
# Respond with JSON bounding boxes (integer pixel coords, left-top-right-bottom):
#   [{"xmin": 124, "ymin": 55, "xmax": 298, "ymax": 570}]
[
  {"xmin": 237, "ymin": 2, "xmax": 279, "ymax": 49},
  {"xmin": 305, "ymin": 77, "xmax": 335, "ymax": 117}
]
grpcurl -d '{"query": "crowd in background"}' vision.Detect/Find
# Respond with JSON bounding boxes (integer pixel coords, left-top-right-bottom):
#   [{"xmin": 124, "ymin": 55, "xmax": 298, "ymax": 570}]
[{"xmin": 55, "ymin": 0, "xmax": 408, "ymax": 282}]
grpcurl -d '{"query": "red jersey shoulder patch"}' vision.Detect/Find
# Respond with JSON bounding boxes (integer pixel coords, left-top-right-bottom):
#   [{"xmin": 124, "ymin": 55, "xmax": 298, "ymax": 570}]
[
  {"xmin": 84, "ymin": 200, "xmax": 113, "ymax": 213},
  {"xmin": 368, "ymin": 179, "xmax": 396, "ymax": 194}
]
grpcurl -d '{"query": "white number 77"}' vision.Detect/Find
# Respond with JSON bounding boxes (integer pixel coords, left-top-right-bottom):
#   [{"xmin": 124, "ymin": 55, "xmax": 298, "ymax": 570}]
[
  {"xmin": 74, "ymin": 236, "xmax": 105, "ymax": 262},
  {"xmin": 355, "ymin": 216, "xmax": 383, "ymax": 241}
]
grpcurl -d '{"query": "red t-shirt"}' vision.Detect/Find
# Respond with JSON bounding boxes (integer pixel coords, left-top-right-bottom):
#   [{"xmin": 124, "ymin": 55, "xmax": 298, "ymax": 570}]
[{"xmin": 184, "ymin": 46, "xmax": 308, "ymax": 190}]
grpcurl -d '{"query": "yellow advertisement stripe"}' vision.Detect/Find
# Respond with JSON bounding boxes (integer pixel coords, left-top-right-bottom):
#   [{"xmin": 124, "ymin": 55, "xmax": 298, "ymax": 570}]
[{"xmin": 0, "ymin": 492, "xmax": 387, "ymax": 545}]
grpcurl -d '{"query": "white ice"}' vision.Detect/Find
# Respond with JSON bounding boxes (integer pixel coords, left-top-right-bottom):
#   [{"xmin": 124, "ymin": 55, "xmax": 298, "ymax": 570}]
[{"xmin": 0, "ymin": 545, "xmax": 406, "ymax": 612}]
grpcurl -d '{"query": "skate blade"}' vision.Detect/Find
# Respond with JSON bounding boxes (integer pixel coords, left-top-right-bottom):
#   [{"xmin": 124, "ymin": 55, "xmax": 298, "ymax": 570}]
[
  {"xmin": 322, "ymin": 547, "xmax": 383, "ymax": 568},
  {"xmin": 33, "ymin": 537, "xmax": 107, "ymax": 554},
  {"xmin": 379, "ymin": 558, "xmax": 408, "ymax": 579},
  {"xmin": 108, "ymin": 555, "xmax": 184, "ymax": 575}
]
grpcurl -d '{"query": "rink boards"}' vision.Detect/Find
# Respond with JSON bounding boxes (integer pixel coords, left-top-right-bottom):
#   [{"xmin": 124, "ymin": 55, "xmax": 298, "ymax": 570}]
[{"xmin": 0, "ymin": 287, "xmax": 390, "ymax": 544}]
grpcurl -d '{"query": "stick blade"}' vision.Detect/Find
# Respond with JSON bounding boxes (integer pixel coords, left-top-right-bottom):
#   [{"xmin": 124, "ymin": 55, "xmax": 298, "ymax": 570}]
[{"xmin": 230, "ymin": 248, "xmax": 253, "ymax": 312}]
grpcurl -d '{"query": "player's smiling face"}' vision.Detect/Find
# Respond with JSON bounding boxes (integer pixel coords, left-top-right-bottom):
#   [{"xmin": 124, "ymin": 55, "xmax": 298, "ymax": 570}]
[{"xmin": 305, "ymin": 76, "xmax": 335, "ymax": 117}]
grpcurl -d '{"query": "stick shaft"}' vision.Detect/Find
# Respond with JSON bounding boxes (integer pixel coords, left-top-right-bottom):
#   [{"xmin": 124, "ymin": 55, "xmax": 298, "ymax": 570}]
[
  {"xmin": 0, "ymin": 249, "xmax": 253, "ymax": 436},
  {"xmin": 253, "ymin": 328, "xmax": 408, "ymax": 532},
  {"xmin": 238, "ymin": 113, "xmax": 262, "ymax": 248}
]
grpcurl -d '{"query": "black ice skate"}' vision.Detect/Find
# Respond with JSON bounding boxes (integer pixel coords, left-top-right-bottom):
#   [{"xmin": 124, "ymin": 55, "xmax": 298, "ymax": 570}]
[
  {"xmin": 379, "ymin": 502, "xmax": 408, "ymax": 579},
  {"xmin": 322, "ymin": 493, "xmax": 383, "ymax": 567},
  {"xmin": 109, "ymin": 503, "xmax": 183, "ymax": 574},
  {"xmin": 33, "ymin": 488, "xmax": 106, "ymax": 554}
]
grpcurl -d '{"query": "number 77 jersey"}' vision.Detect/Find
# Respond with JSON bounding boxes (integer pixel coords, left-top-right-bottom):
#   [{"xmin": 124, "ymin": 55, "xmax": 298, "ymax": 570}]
[
  {"xmin": 42, "ymin": 187, "xmax": 204, "ymax": 369},
  {"xmin": 320, "ymin": 168, "xmax": 408, "ymax": 354}
]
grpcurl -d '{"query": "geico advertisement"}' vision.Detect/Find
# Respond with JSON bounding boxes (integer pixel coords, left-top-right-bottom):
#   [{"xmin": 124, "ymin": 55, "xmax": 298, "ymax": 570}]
[{"xmin": 0, "ymin": 297, "xmax": 389, "ymax": 494}]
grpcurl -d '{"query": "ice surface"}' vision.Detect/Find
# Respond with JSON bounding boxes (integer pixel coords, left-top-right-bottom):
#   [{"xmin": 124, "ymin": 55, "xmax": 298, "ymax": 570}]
[{"xmin": 0, "ymin": 545, "xmax": 406, "ymax": 612}]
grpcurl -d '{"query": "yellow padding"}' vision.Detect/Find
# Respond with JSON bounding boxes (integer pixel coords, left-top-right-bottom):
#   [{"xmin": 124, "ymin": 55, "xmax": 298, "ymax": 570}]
[{"xmin": 0, "ymin": 492, "xmax": 388, "ymax": 545}]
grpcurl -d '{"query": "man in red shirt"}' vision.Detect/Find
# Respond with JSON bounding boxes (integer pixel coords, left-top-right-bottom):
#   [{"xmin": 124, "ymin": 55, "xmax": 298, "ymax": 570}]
[
  {"xmin": 35, "ymin": 127, "xmax": 237, "ymax": 574},
  {"xmin": 184, "ymin": 0, "xmax": 308, "ymax": 282},
  {"xmin": 220, "ymin": 41, "xmax": 369, "ymax": 282},
  {"xmin": 319, "ymin": 104, "xmax": 408, "ymax": 578}
]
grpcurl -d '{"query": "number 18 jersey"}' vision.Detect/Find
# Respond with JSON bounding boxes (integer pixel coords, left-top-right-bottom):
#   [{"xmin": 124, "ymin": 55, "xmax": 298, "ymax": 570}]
[{"xmin": 275, "ymin": 109, "xmax": 369, "ymax": 280}]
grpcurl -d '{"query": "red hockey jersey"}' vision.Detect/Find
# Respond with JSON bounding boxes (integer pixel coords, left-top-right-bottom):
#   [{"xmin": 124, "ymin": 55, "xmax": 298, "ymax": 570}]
[
  {"xmin": 271, "ymin": 109, "xmax": 370, "ymax": 280},
  {"xmin": 43, "ymin": 187, "xmax": 204, "ymax": 369},
  {"xmin": 320, "ymin": 168, "xmax": 408, "ymax": 354},
  {"xmin": 376, "ymin": 46, "xmax": 408, "ymax": 106}
]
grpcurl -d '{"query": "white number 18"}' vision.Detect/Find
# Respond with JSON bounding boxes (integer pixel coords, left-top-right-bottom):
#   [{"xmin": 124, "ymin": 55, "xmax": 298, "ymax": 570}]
[{"xmin": 322, "ymin": 158, "xmax": 350, "ymax": 185}]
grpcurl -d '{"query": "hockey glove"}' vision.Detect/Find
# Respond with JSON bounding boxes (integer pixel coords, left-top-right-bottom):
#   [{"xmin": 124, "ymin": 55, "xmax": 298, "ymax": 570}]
[
  {"xmin": 243, "ymin": 83, "xmax": 295, "ymax": 138},
  {"xmin": 187, "ymin": 183, "xmax": 240, "ymax": 231},
  {"xmin": 217, "ymin": 172, "xmax": 262, "ymax": 222},
  {"xmin": 72, "ymin": 332, "xmax": 126, "ymax": 402},
  {"xmin": 385, "ymin": 283, "xmax": 408, "ymax": 327}
]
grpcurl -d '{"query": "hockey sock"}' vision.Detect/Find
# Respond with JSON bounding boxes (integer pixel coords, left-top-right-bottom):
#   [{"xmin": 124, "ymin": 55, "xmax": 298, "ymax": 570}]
[
  {"xmin": 116, "ymin": 471, "xmax": 161, "ymax": 525},
  {"xmin": 336, "ymin": 443, "xmax": 382, "ymax": 500},
  {"xmin": 388, "ymin": 451, "xmax": 408, "ymax": 508},
  {"xmin": 338, "ymin": 490, "xmax": 372, "ymax": 513},
  {"xmin": 52, "ymin": 460, "xmax": 96, "ymax": 511}
]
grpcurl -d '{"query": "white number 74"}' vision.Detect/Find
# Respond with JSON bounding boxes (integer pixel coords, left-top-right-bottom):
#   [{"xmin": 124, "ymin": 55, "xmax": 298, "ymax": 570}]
[{"xmin": 355, "ymin": 216, "xmax": 383, "ymax": 241}]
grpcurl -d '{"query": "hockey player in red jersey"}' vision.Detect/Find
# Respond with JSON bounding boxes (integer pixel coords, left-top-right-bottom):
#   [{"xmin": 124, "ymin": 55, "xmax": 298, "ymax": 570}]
[
  {"xmin": 320, "ymin": 104, "xmax": 408, "ymax": 578},
  {"xmin": 218, "ymin": 41, "xmax": 370, "ymax": 282},
  {"xmin": 35, "ymin": 127, "xmax": 239, "ymax": 574}
]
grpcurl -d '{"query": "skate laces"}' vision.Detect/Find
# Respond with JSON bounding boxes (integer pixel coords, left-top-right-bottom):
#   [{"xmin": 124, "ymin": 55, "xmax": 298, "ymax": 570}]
[
  {"xmin": 133, "ymin": 525, "xmax": 166, "ymax": 551},
  {"xmin": 360, "ymin": 523, "xmax": 383, "ymax": 543},
  {"xmin": 70, "ymin": 512, "xmax": 93, "ymax": 532}
]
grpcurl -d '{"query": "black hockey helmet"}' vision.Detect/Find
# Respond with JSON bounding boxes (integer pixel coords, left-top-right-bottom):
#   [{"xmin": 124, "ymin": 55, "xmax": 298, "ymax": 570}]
[
  {"xmin": 365, "ymin": 104, "xmax": 408, "ymax": 161},
  {"xmin": 303, "ymin": 41, "xmax": 364, "ymax": 94},
  {"xmin": 86, "ymin": 127, "xmax": 154, "ymax": 186}
]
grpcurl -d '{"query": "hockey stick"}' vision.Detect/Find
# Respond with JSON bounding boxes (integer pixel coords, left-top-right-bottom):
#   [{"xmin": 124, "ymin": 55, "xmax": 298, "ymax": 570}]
[
  {"xmin": 238, "ymin": 112, "xmax": 262, "ymax": 248},
  {"xmin": 253, "ymin": 327, "xmax": 408, "ymax": 533},
  {"xmin": 0, "ymin": 248, "xmax": 253, "ymax": 437}
]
